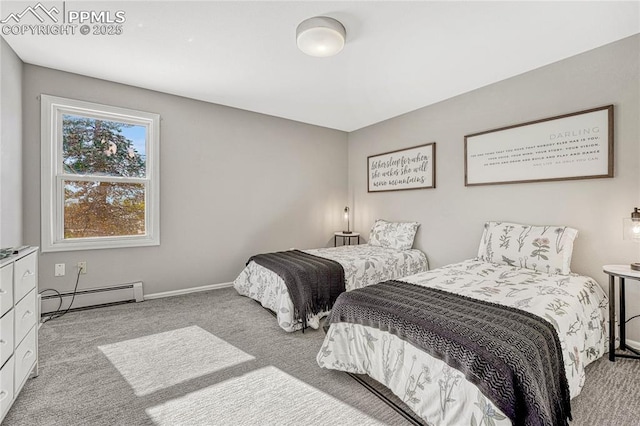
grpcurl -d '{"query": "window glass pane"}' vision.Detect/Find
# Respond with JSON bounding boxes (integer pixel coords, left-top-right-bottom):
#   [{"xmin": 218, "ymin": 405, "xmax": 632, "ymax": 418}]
[
  {"xmin": 62, "ymin": 114, "xmax": 147, "ymax": 177},
  {"xmin": 64, "ymin": 181, "xmax": 145, "ymax": 239}
]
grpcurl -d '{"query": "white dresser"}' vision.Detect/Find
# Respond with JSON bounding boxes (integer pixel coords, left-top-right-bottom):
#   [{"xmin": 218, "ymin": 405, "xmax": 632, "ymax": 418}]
[{"xmin": 0, "ymin": 247, "xmax": 38, "ymax": 424}]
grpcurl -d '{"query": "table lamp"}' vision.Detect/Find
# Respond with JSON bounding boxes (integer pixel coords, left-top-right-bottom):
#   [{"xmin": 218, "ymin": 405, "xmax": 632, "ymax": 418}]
[
  {"xmin": 343, "ymin": 206, "xmax": 352, "ymax": 234},
  {"xmin": 623, "ymin": 207, "xmax": 640, "ymax": 270}
]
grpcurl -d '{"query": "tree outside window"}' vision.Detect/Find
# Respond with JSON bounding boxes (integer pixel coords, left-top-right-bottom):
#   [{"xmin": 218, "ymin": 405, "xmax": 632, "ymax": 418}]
[{"xmin": 41, "ymin": 95, "xmax": 159, "ymax": 252}]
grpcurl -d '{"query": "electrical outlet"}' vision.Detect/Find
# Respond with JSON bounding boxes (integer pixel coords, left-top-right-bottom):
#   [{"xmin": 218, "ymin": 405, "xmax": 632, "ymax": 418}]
[
  {"xmin": 54, "ymin": 263, "xmax": 65, "ymax": 277},
  {"xmin": 77, "ymin": 261, "xmax": 87, "ymax": 274}
]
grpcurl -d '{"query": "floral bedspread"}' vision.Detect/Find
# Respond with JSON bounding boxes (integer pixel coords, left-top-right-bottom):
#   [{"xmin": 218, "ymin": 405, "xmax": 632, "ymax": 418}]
[
  {"xmin": 317, "ymin": 259, "xmax": 609, "ymax": 425},
  {"xmin": 233, "ymin": 244, "xmax": 428, "ymax": 332}
]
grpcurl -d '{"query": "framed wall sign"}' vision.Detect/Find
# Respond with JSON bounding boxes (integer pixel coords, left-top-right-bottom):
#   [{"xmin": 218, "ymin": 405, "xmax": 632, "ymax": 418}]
[
  {"xmin": 368, "ymin": 142, "xmax": 436, "ymax": 192},
  {"xmin": 464, "ymin": 105, "xmax": 614, "ymax": 186}
]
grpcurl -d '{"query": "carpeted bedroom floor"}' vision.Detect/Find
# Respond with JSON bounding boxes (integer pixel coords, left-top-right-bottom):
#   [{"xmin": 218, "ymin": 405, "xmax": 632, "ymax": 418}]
[{"xmin": 4, "ymin": 287, "xmax": 640, "ymax": 425}]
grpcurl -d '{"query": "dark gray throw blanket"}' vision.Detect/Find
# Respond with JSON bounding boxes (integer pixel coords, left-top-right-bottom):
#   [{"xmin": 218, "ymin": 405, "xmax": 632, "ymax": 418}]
[
  {"xmin": 329, "ymin": 280, "xmax": 571, "ymax": 426},
  {"xmin": 248, "ymin": 250, "xmax": 345, "ymax": 328}
]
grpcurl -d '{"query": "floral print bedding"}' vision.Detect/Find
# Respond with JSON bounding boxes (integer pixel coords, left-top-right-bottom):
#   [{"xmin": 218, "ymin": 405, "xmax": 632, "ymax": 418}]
[
  {"xmin": 368, "ymin": 219, "xmax": 420, "ymax": 251},
  {"xmin": 477, "ymin": 221, "xmax": 578, "ymax": 275},
  {"xmin": 317, "ymin": 259, "xmax": 609, "ymax": 425},
  {"xmin": 233, "ymin": 244, "xmax": 428, "ymax": 332}
]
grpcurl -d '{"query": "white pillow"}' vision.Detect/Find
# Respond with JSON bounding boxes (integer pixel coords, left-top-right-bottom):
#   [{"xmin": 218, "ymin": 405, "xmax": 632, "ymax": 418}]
[
  {"xmin": 477, "ymin": 221, "xmax": 578, "ymax": 275},
  {"xmin": 368, "ymin": 219, "xmax": 419, "ymax": 251}
]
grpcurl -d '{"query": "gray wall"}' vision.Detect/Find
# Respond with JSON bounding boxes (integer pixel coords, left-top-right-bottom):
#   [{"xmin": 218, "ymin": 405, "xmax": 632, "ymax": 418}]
[
  {"xmin": 0, "ymin": 38, "xmax": 23, "ymax": 248},
  {"xmin": 16, "ymin": 35, "xmax": 640, "ymax": 340},
  {"xmin": 348, "ymin": 35, "xmax": 640, "ymax": 339},
  {"xmin": 22, "ymin": 65, "xmax": 348, "ymax": 295}
]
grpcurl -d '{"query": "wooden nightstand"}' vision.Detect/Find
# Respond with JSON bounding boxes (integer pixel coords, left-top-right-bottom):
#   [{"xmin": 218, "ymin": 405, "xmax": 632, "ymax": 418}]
[
  {"xmin": 334, "ymin": 232, "xmax": 360, "ymax": 247},
  {"xmin": 603, "ymin": 265, "xmax": 640, "ymax": 361}
]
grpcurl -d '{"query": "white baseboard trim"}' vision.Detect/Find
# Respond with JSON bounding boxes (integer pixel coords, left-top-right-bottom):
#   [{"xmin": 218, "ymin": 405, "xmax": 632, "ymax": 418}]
[
  {"xmin": 144, "ymin": 282, "xmax": 233, "ymax": 300},
  {"xmin": 625, "ymin": 338, "xmax": 640, "ymax": 351}
]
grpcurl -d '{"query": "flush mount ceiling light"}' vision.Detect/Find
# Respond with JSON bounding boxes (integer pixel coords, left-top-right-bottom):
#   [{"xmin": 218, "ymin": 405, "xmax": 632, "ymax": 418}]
[{"xmin": 296, "ymin": 16, "xmax": 346, "ymax": 57}]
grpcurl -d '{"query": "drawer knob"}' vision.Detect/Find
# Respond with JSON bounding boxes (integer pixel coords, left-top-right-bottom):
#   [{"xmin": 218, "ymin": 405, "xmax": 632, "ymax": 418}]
[
  {"xmin": 22, "ymin": 310, "xmax": 33, "ymax": 319},
  {"xmin": 23, "ymin": 349, "xmax": 33, "ymax": 360},
  {"xmin": 0, "ymin": 339, "xmax": 5, "ymax": 344},
  {"xmin": 0, "ymin": 289, "xmax": 6, "ymax": 294},
  {"xmin": 0, "ymin": 390, "xmax": 7, "ymax": 401},
  {"xmin": 22, "ymin": 270, "xmax": 35, "ymax": 279}
]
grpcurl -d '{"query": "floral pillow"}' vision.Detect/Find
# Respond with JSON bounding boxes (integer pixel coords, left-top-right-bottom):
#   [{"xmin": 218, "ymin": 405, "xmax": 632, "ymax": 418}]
[
  {"xmin": 477, "ymin": 221, "xmax": 578, "ymax": 275},
  {"xmin": 368, "ymin": 219, "xmax": 420, "ymax": 251}
]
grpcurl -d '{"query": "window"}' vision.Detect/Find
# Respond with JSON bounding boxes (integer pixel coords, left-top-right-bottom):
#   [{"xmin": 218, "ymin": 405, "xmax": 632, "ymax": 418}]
[{"xmin": 41, "ymin": 95, "xmax": 160, "ymax": 252}]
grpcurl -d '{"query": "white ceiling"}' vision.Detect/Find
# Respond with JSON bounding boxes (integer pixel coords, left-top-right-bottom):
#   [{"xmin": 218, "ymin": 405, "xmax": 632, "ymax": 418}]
[{"xmin": 2, "ymin": 1, "xmax": 639, "ymax": 131}]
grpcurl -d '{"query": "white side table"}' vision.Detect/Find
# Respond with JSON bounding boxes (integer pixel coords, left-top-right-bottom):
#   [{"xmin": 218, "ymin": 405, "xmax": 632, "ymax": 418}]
[
  {"xmin": 334, "ymin": 232, "xmax": 360, "ymax": 247},
  {"xmin": 603, "ymin": 265, "xmax": 640, "ymax": 362}
]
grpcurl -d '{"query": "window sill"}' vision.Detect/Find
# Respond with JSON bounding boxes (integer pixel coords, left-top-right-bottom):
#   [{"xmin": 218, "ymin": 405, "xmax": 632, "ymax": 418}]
[{"xmin": 41, "ymin": 237, "xmax": 160, "ymax": 253}]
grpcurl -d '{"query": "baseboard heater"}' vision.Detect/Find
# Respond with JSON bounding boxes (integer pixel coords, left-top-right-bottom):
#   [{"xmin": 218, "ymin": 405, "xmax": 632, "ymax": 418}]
[{"xmin": 40, "ymin": 282, "xmax": 144, "ymax": 315}]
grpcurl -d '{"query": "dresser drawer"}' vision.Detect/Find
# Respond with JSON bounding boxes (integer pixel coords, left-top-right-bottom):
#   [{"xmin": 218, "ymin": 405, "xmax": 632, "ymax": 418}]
[
  {"xmin": 14, "ymin": 253, "xmax": 36, "ymax": 303},
  {"xmin": 0, "ymin": 356, "xmax": 14, "ymax": 422},
  {"xmin": 0, "ymin": 310, "xmax": 14, "ymax": 368},
  {"xmin": 14, "ymin": 326, "xmax": 36, "ymax": 393},
  {"xmin": 14, "ymin": 290, "xmax": 36, "ymax": 347},
  {"xmin": 0, "ymin": 264, "xmax": 13, "ymax": 317}
]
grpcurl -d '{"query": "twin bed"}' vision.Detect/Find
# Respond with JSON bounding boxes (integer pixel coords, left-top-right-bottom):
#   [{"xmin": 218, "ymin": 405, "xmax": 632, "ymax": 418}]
[
  {"xmin": 234, "ymin": 220, "xmax": 428, "ymax": 331},
  {"xmin": 234, "ymin": 220, "xmax": 609, "ymax": 425}
]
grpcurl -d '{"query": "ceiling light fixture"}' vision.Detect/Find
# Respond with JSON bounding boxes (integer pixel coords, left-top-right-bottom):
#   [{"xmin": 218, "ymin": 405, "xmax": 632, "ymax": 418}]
[{"xmin": 296, "ymin": 16, "xmax": 346, "ymax": 57}]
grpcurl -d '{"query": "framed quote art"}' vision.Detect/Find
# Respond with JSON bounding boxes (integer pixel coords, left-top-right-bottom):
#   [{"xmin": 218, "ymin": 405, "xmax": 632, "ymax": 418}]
[
  {"xmin": 368, "ymin": 143, "xmax": 436, "ymax": 192},
  {"xmin": 464, "ymin": 105, "xmax": 613, "ymax": 186}
]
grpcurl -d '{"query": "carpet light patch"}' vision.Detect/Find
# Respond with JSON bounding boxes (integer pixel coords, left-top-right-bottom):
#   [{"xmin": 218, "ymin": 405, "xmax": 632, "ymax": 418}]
[
  {"xmin": 146, "ymin": 365, "xmax": 387, "ymax": 425},
  {"xmin": 99, "ymin": 325, "xmax": 254, "ymax": 396}
]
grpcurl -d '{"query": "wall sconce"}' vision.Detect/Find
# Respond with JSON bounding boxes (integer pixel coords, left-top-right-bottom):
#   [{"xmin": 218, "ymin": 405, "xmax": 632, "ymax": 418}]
[
  {"xmin": 343, "ymin": 206, "xmax": 352, "ymax": 234},
  {"xmin": 623, "ymin": 207, "xmax": 640, "ymax": 270}
]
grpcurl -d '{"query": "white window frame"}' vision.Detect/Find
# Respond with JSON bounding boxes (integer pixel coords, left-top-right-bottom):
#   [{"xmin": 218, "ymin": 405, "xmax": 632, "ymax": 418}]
[{"xmin": 41, "ymin": 95, "xmax": 160, "ymax": 252}]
